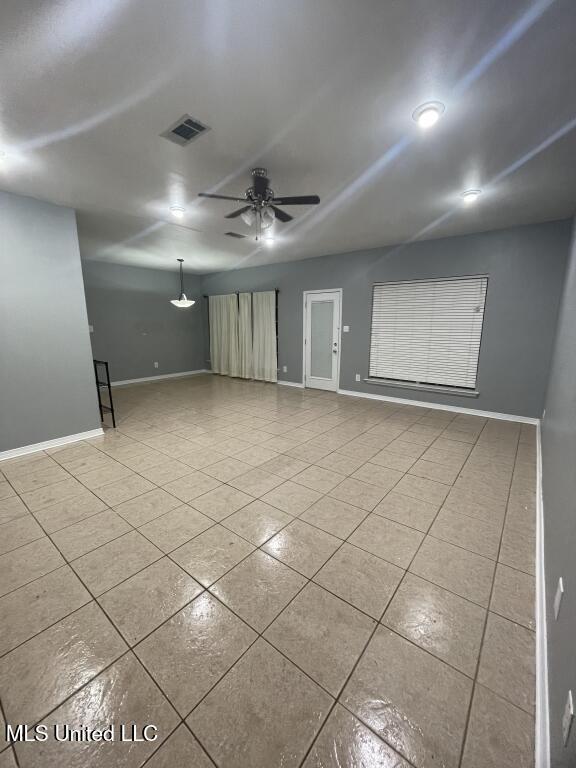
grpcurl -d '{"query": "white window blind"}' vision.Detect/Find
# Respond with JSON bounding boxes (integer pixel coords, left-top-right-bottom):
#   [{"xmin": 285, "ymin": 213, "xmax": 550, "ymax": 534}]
[{"xmin": 369, "ymin": 276, "xmax": 488, "ymax": 390}]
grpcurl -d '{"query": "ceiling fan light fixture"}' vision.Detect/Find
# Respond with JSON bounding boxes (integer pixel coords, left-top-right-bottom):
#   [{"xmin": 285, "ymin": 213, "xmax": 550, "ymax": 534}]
[
  {"xmin": 261, "ymin": 207, "xmax": 275, "ymax": 229},
  {"xmin": 412, "ymin": 101, "xmax": 445, "ymax": 129},
  {"xmin": 263, "ymin": 235, "xmax": 275, "ymax": 247},
  {"xmin": 169, "ymin": 205, "xmax": 186, "ymax": 219},
  {"xmin": 241, "ymin": 208, "xmax": 256, "ymax": 226},
  {"xmin": 170, "ymin": 259, "xmax": 195, "ymax": 309},
  {"xmin": 461, "ymin": 189, "xmax": 482, "ymax": 205}
]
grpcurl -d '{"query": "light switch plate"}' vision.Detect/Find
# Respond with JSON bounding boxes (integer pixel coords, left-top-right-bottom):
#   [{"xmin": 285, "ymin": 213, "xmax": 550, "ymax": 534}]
[
  {"xmin": 562, "ymin": 690, "xmax": 574, "ymax": 746},
  {"xmin": 88, "ymin": 324, "xmax": 94, "ymax": 333},
  {"xmin": 355, "ymin": 374, "xmax": 361, "ymax": 382},
  {"xmin": 343, "ymin": 325, "xmax": 350, "ymax": 333},
  {"xmin": 554, "ymin": 577, "xmax": 564, "ymax": 620},
  {"xmin": 282, "ymin": 365, "xmax": 287, "ymax": 373}
]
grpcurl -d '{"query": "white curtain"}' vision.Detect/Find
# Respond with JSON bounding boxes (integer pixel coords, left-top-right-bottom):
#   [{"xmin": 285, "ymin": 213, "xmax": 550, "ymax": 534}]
[
  {"xmin": 253, "ymin": 291, "xmax": 278, "ymax": 382},
  {"xmin": 238, "ymin": 292, "xmax": 253, "ymax": 379},
  {"xmin": 209, "ymin": 294, "xmax": 240, "ymax": 377}
]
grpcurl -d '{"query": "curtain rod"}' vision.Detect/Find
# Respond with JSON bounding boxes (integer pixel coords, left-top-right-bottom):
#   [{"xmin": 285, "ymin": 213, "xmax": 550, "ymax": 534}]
[{"xmin": 203, "ymin": 289, "xmax": 279, "ymax": 298}]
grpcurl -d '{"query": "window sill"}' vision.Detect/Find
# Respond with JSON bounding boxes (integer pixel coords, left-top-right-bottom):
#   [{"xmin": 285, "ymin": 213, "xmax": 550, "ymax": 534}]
[{"xmin": 364, "ymin": 378, "xmax": 479, "ymax": 398}]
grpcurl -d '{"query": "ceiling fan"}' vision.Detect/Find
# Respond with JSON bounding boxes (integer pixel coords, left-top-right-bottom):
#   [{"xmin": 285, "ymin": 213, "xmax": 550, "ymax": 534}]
[{"xmin": 198, "ymin": 167, "xmax": 320, "ymax": 240}]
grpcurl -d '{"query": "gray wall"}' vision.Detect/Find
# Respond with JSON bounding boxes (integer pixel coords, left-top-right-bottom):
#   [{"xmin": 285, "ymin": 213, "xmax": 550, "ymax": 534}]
[
  {"xmin": 0, "ymin": 192, "xmax": 100, "ymax": 452},
  {"xmin": 202, "ymin": 219, "xmax": 571, "ymax": 418},
  {"xmin": 541, "ymin": 218, "xmax": 576, "ymax": 767},
  {"xmin": 82, "ymin": 260, "xmax": 205, "ymax": 382}
]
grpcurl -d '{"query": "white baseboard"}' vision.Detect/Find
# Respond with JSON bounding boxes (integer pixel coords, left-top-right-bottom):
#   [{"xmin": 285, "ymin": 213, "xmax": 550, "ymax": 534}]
[
  {"xmin": 112, "ymin": 369, "xmax": 210, "ymax": 387},
  {"xmin": 277, "ymin": 380, "xmax": 305, "ymax": 389},
  {"xmin": 336, "ymin": 387, "xmax": 539, "ymax": 425},
  {"xmin": 535, "ymin": 421, "xmax": 550, "ymax": 768},
  {"xmin": 0, "ymin": 428, "xmax": 104, "ymax": 462}
]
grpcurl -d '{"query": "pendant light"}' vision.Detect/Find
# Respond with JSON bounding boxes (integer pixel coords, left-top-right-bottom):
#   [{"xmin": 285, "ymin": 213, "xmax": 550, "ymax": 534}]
[{"xmin": 170, "ymin": 259, "xmax": 195, "ymax": 308}]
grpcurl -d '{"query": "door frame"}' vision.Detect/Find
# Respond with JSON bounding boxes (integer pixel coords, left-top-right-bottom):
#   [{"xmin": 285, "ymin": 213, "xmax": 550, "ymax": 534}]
[{"xmin": 302, "ymin": 289, "xmax": 343, "ymax": 391}]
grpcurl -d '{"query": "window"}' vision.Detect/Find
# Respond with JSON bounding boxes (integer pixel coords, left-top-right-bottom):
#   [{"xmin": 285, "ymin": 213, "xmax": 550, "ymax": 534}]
[{"xmin": 368, "ymin": 276, "xmax": 488, "ymax": 390}]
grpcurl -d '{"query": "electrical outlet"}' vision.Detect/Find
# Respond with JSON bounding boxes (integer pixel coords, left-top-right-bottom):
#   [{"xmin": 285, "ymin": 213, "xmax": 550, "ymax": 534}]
[
  {"xmin": 554, "ymin": 577, "xmax": 564, "ymax": 620},
  {"xmin": 88, "ymin": 324, "xmax": 94, "ymax": 333},
  {"xmin": 282, "ymin": 365, "xmax": 288, "ymax": 373},
  {"xmin": 154, "ymin": 362, "xmax": 159, "ymax": 369},
  {"xmin": 562, "ymin": 690, "xmax": 574, "ymax": 746},
  {"xmin": 355, "ymin": 374, "xmax": 361, "ymax": 382}
]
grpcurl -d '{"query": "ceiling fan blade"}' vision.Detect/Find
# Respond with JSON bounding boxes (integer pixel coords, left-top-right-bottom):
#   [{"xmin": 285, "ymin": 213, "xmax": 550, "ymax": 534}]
[
  {"xmin": 270, "ymin": 205, "xmax": 293, "ymax": 223},
  {"xmin": 198, "ymin": 192, "xmax": 246, "ymax": 202},
  {"xmin": 225, "ymin": 205, "xmax": 251, "ymax": 219},
  {"xmin": 271, "ymin": 195, "xmax": 320, "ymax": 205}
]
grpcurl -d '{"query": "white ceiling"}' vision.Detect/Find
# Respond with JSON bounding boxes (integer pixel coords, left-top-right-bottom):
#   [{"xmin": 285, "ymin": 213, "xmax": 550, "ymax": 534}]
[{"xmin": 1, "ymin": 0, "xmax": 575, "ymax": 273}]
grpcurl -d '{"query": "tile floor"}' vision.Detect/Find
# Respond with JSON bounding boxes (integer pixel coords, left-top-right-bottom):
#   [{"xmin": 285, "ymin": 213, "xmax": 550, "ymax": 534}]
[{"xmin": 0, "ymin": 374, "xmax": 536, "ymax": 768}]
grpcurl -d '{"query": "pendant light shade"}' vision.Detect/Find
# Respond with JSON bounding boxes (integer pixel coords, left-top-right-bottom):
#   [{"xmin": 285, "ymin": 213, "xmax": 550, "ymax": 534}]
[{"xmin": 170, "ymin": 259, "xmax": 195, "ymax": 308}]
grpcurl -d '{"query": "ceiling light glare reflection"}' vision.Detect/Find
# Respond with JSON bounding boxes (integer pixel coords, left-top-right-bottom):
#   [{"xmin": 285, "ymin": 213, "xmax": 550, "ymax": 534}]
[
  {"xmin": 412, "ymin": 101, "xmax": 445, "ymax": 129},
  {"xmin": 169, "ymin": 205, "xmax": 186, "ymax": 219},
  {"xmin": 461, "ymin": 189, "xmax": 482, "ymax": 205},
  {"xmin": 263, "ymin": 236, "xmax": 275, "ymax": 247}
]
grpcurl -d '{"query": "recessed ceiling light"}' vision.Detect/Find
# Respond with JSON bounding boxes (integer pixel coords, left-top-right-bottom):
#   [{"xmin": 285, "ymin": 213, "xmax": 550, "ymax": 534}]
[
  {"xmin": 461, "ymin": 189, "xmax": 482, "ymax": 204},
  {"xmin": 169, "ymin": 205, "xmax": 186, "ymax": 219},
  {"xmin": 412, "ymin": 101, "xmax": 445, "ymax": 129}
]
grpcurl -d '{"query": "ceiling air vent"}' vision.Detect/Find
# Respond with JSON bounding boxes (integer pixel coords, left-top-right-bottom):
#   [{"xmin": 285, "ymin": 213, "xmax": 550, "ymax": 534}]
[
  {"xmin": 225, "ymin": 231, "xmax": 246, "ymax": 239},
  {"xmin": 161, "ymin": 115, "xmax": 210, "ymax": 146}
]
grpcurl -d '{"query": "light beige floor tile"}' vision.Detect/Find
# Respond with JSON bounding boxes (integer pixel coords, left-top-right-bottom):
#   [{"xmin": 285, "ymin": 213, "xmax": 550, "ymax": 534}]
[
  {"xmin": 20, "ymin": 478, "xmax": 86, "ymax": 512},
  {"xmin": 261, "ymin": 435, "xmax": 302, "ymax": 454},
  {"xmin": 138, "ymin": 505, "xmax": 213, "ymax": 553},
  {"xmin": 118, "ymin": 450, "xmax": 173, "ymax": 472},
  {"xmin": 373, "ymin": 491, "xmax": 439, "ymax": 532},
  {"xmin": 287, "ymin": 442, "xmax": 333, "ymax": 463},
  {"xmin": 14, "ymin": 653, "xmax": 179, "ymax": 768},
  {"xmin": 76, "ymin": 462, "xmax": 134, "ymax": 490},
  {"xmin": 383, "ymin": 573, "xmax": 486, "ymax": 676},
  {"xmin": 234, "ymin": 445, "xmax": 279, "ymax": 467},
  {"xmin": 261, "ymin": 480, "xmax": 322, "ymax": 516},
  {"xmin": 258, "ymin": 454, "xmax": 310, "ymax": 480},
  {"xmin": 93, "ymin": 474, "xmax": 155, "ymax": 506},
  {"xmin": 0, "ymin": 481, "xmax": 16, "ymax": 503},
  {"xmin": 429, "ymin": 508, "xmax": 502, "ymax": 559},
  {"xmin": 499, "ymin": 524, "xmax": 535, "ymax": 575},
  {"xmin": 383, "ymin": 439, "xmax": 427, "ymax": 459},
  {"xmin": 0, "ymin": 496, "xmax": 29, "ymax": 526},
  {"xmin": 300, "ymin": 496, "xmax": 368, "ymax": 539},
  {"xmin": 329, "ymin": 477, "xmax": 387, "ymax": 511},
  {"xmin": 114, "ymin": 488, "xmax": 181, "ymax": 527},
  {"xmin": 71, "ymin": 530, "xmax": 162, "ymax": 596},
  {"xmin": 0, "ymin": 538, "xmax": 64, "ymax": 597},
  {"xmin": 135, "ymin": 593, "xmax": 255, "ymax": 715},
  {"xmin": 162, "ymin": 471, "xmax": 221, "ymax": 503},
  {"xmin": 369, "ymin": 449, "xmax": 417, "ymax": 472},
  {"xmin": 8, "ymin": 465, "xmax": 70, "ymax": 494},
  {"xmin": 200, "ymin": 457, "xmax": 253, "ymax": 482},
  {"xmin": 265, "ymin": 583, "xmax": 375, "ymax": 695},
  {"xmin": 262, "ymin": 519, "xmax": 341, "ymax": 577},
  {"xmin": 292, "ymin": 465, "xmax": 345, "ymax": 494},
  {"xmin": 442, "ymin": 490, "xmax": 506, "ymax": 526},
  {"xmin": 189, "ymin": 484, "xmax": 254, "ymax": 522},
  {"xmin": 99, "ymin": 557, "xmax": 203, "ymax": 644},
  {"xmin": 138, "ymin": 459, "xmax": 193, "ymax": 485},
  {"xmin": 0, "ymin": 515, "xmax": 44, "ymax": 555},
  {"xmin": 228, "ymin": 467, "xmax": 285, "ymax": 497},
  {"xmin": 315, "ymin": 452, "xmax": 366, "ymax": 476},
  {"xmin": 348, "ymin": 515, "xmax": 423, "ymax": 568},
  {"xmin": 303, "ymin": 703, "xmax": 411, "ymax": 768},
  {"xmin": 48, "ymin": 442, "xmax": 100, "ymax": 463},
  {"xmin": 209, "ymin": 550, "xmax": 306, "ymax": 631},
  {"xmin": 351, "ymin": 463, "xmax": 403, "ymax": 492},
  {"xmin": 33, "ymin": 491, "xmax": 107, "ymax": 533},
  {"xmin": 342, "ymin": 626, "xmax": 472, "ymax": 768},
  {"xmin": 0, "ymin": 748, "xmax": 17, "ymax": 768},
  {"xmin": 461, "ymin": 684, "xmax": 534, "ymax": 768},
  {"xmin": 177, "ymin": 446, "xmax": 227, "ymax": 469},
  {"xmin": 187, "ymin": 639, "xmax": 332, "ymax": 768},
  {"xmin": 61, "ymin": 453, "xmax": 119, "ymax": 477},
  {"xmin": 393, "ymin": 474, "xmax": 450, "ymax": 506},
  {"xmin": 145, "ymin": 725, "xmax": 214, "ymax": 768},
  {"xmin": 0, "ymin": 602, "xmax": 126, "ymax": 724},
  {"xmin": 171, "ymin": 525, "xmax": 254, "ymax": 587},
  {"xmin": 477, "ymin": 613, "xmax": 535, "ymax": 714},
  {"xmin": 490, "ymin": 563, "xmax": 535, "ymax": 630},
  {"xmin": 222, "ymin": 499, "xmax": 291, "ymax": 545},
  {"xmin": 409, "ymin": 458, "xmax": 461, "ymax": 485},
  {"xmin": 410, "ymin": 537, "xmax": 495, "ymax": 607},
  {"xmin": 51, "ymin": 509, "xmax": 131, "ymax": 560},
  {"xmin": 0, "ymin": 566, "xmax": 90, "ymax": 655},
  {"xmin": 314, "ymin": 542, "xmax": 403, "ymax": 619},
  {"xmin": 336, "ymin": 442, "xmax": 381, "ymax": 462}
]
